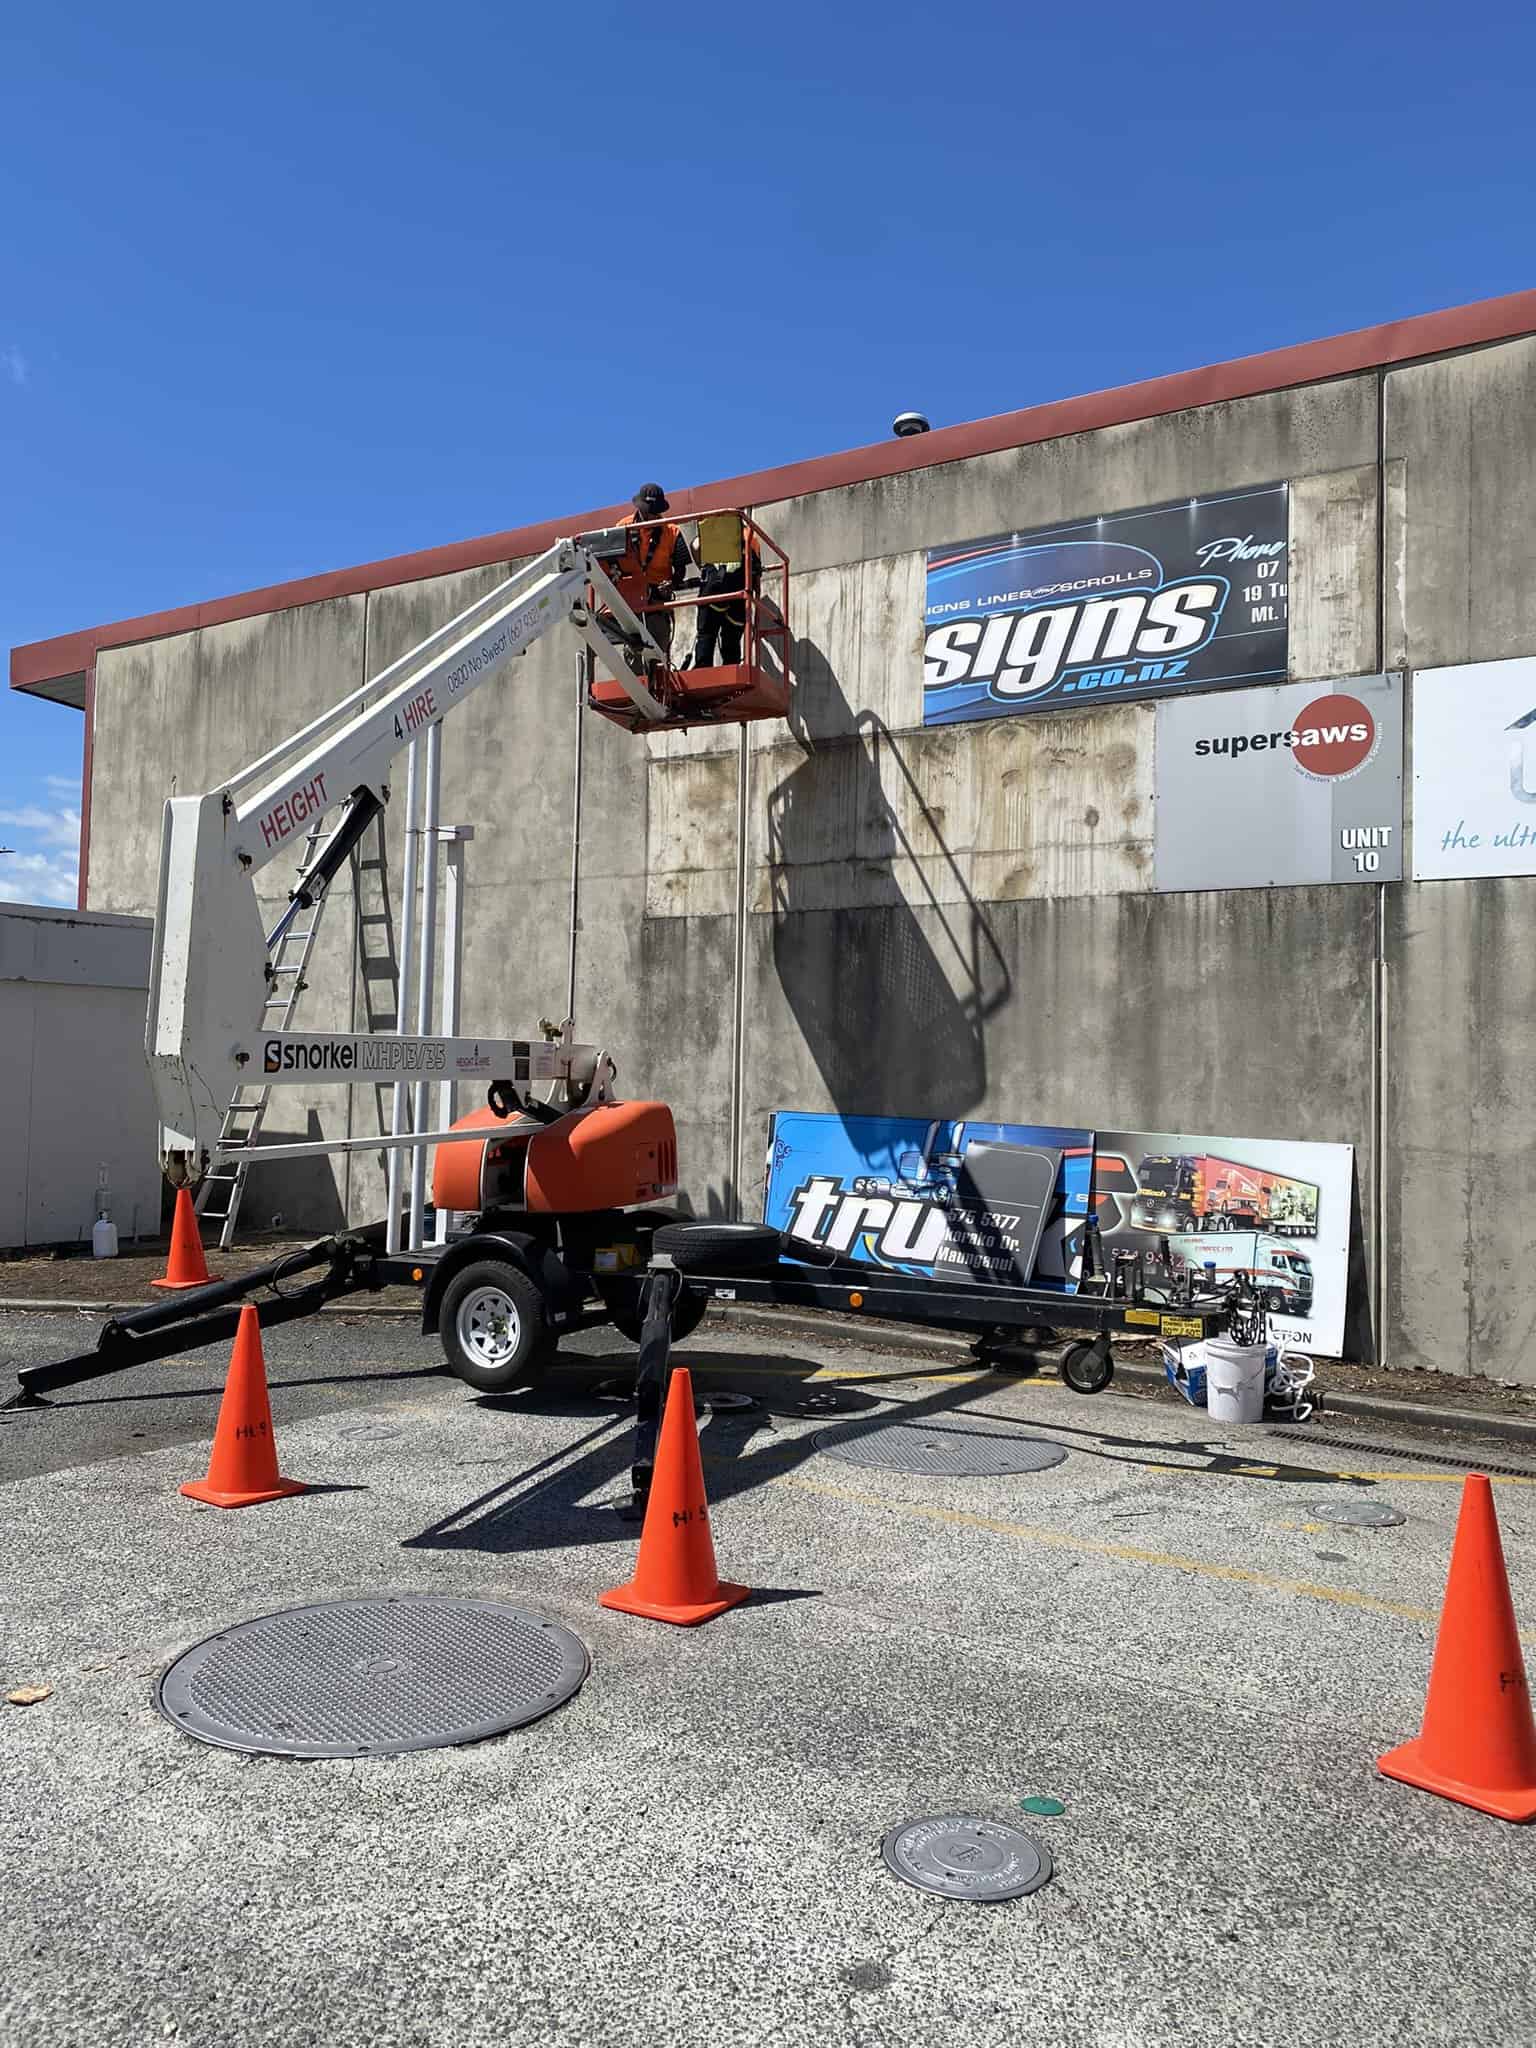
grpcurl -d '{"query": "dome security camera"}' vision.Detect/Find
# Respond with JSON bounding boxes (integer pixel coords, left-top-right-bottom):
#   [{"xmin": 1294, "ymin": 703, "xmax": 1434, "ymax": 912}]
[{"xmin": 892, "ymin": 410, "xmax": 931, "ymax": 438}]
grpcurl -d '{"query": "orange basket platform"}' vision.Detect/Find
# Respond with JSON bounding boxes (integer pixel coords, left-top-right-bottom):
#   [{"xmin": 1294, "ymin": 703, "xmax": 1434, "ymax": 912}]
[
  {"xmin": 583, "ymin": 508, "xmax": 792, "ymax": 734},
  {"xmin": 588, "ymin": 661, "xmax": 790, "ymax": 732}
]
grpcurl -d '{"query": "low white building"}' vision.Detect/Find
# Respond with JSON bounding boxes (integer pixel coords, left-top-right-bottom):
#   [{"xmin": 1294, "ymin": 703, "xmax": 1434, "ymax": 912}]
[{"xmin": 0, "ymin": 902, "xmax": 161, "ymax": 1249}]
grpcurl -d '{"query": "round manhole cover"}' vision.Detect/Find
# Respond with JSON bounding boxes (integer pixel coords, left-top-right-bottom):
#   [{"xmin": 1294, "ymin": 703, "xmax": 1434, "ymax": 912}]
[
  {"xmin": 814, "ymin": 1419, "xmax": 1068, "ymax": 1476},
  {"xmin": 157, "ymin": 1596, "xmax": 590, "ymax": 1758},
  {"xmin": 1314, "ymin": 1499, "xmax": 1406, "ymax": 1528},
  {"xmin": 882, "ymin": 1816, "xmax": 1052, "ymax": 1901}
]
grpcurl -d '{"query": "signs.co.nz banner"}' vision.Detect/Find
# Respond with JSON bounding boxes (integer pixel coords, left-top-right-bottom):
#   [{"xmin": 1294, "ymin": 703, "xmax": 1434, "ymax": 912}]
[
  {"xmin": 1154, "ymin": 673, "xmax": 1403, "ymax": 891},
  {"xmin": 1411, "ymin": 656, "xmax": 1536, "ymax": 880},
  {"xmin": 923, "ymin": 483, "xmax": 1289, "ymax": 725},
  {"xmin": 763, "ymin": 1112, "xmax": 1354, "ymax": 1354}
]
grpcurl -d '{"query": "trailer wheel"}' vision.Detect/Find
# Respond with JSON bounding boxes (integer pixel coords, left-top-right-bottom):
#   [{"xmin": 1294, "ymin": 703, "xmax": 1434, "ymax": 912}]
[
  {"xmin": 1061, "ymin": 1338, "xmax": 1114, "ymax": 1395},
  {"xmin": 604, "ymin": 1285, "xmax": 709, "ymax": 1348},
  {"xmin": 439, "ymin": 1260, "xmax": 553, "ymax": 1394}
]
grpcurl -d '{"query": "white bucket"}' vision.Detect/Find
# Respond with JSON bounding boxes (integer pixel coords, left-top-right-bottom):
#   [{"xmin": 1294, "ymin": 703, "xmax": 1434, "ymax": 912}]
[{"xmin": 1203, "ymin": 1337, "xmax": 1266, "ymax": 1425}]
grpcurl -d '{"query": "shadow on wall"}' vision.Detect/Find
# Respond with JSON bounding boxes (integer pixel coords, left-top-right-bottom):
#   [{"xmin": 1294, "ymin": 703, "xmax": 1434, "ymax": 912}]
[
  {"xmin": 671, "ymin": 1184, "xmax": 736, "ymax": 1222},
  {"xmin": 765, "ymin": 630, "xmax": 1012, "ymax": 1115},
  {"xmin": 1344, "ymin": 1164, "xmax": 1376, "ymax": 1365},
  {"xmin": 244, "ymin": 1110, "xmax": 348, "ymax": 1236}
]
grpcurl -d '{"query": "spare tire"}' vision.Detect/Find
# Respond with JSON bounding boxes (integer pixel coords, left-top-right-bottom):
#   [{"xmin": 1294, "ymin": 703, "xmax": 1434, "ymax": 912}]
[{"xmin": 652, "ymin": 1221, "xmax": 783, "ymax": 1274}]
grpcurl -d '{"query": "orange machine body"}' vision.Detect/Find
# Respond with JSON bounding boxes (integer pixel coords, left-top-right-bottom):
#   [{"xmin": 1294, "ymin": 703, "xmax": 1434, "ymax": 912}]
[{"xmin": 432, "ymin": 1100, "xmax": 679, "ymax": 1216}]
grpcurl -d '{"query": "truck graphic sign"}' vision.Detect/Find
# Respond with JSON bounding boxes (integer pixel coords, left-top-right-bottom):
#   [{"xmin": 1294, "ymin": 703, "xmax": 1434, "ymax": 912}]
[
  {"xmin": 763, "ymin": 1115, "xmax": 1354, "ymax": 1354},
  {"xmin": 1095, "ymin": 1126, "xmax": 1353, "ymax": 1354},
  {"xmin": 764, "ymin": 1113, "xmax": 1094, "ymax": 1292},
  {"xmin": 1129, "ymin": 1154, "xmax": 1319, "ymax": 1237}
]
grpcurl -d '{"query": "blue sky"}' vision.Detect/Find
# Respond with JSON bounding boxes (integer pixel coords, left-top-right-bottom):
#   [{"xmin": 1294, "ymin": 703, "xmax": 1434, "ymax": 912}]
[{"xmin": 3, "ymin": 0, "xmax": 1533, "ymax": 906}]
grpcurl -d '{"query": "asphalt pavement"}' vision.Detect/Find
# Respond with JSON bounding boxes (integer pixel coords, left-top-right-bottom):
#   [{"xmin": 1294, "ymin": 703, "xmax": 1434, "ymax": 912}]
[
  {"xmin": 4, "ymin": 1311, "xmax": 1536, "ymax": 2048},
  {"xmin": 0, "ymin": 1308, "xmax": 455, "ymax": 1482}
]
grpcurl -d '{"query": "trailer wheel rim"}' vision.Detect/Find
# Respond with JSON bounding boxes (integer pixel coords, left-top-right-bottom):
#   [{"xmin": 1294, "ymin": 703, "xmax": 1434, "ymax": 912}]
[{"xmin": 458, "ymin": 1286, "xmax": 522, "ymax": 1368}]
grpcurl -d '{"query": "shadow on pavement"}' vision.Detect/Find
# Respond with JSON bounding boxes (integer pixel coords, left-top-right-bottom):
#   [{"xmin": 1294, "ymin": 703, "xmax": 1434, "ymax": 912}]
[
  {"xmin": 26, "ymin": 1365, "xmax": 443, "ymax": 1410},
  {"xmin": 402, "ymin": 1337, "xmax": 1383, "ymax": 1557},
  {"xmin": 403, "ymin": 1360, "xmax": 1058, "ymax": 1557},
  {"xmin": 964, "ymin": 1411, "xmax": 1376, "ymax": 1488}
]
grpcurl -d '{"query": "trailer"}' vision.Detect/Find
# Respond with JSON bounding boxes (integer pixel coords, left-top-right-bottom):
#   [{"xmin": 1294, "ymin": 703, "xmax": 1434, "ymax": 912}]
[{"xmin": 3, "ymin": 1212, "xmax": 1238, "ymax": 1509}]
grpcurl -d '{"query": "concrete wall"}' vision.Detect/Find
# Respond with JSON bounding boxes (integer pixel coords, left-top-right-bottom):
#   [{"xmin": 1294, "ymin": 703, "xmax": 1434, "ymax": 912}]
[
  {"xmin": 1381, "ymin": 335, "xmax": 1536, "ymax": 1378},
  {"xmin": 0, "ymin": 904, "xmax": 161, "ymax": 1248},
  {"xmin": 82, "ymin": 334, "xmax": 1536, "ymax": 1379}
]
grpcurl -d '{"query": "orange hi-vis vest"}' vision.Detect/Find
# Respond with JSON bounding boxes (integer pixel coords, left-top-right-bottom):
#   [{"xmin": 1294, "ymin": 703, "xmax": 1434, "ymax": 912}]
[{"xmin": 610, "ymin": 513, "xmax": 681, "ymax": 611}]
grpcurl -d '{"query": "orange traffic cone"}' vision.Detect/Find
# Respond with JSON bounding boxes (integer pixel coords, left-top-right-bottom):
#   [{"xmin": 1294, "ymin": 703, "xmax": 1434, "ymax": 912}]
[
  {"xmin": 180, "ymin": 1305, "xmax": 305, "ymax": 1509},
  {"xmin": 1378, "ymin": 1473, "xmax": 1536, "ymax": 1821},
  {"xmin": 151, "ymin": 1188, "xmax": 218, "ymax": 1291},
  {"xmin": 600, "ymin": 1368, "xmax": 749, "ymax": 1625}
]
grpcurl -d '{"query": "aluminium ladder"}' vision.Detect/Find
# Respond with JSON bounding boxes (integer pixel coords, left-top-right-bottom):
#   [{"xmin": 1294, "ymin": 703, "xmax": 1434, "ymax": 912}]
[
  {"xmin": 350, "ymin": 806, "xmax": 403, "ymax": 1194},
  {"xmin": 193, "ymin": 815, "xmax": 337, "ymax": 1249}
]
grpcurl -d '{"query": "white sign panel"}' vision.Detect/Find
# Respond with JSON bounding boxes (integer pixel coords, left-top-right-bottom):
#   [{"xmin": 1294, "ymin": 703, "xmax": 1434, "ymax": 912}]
[
  {"xmin": 1412, "ymin": 656, "xmax": 1536, "ymax": 880},
  {"xmin": 1094, "ymin": 1129, "xmax": 1355, "ymax": 1355},
  {"xmin": 1155, "ymin": 674, "xmax": 1403, "ymax": 891}
]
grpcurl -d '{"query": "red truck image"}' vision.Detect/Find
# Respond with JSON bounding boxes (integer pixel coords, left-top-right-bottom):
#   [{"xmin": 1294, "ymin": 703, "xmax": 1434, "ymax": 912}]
[{"xmin": 1129, "ymin": 1154, "xmax": 1319, "ymax": 1237}]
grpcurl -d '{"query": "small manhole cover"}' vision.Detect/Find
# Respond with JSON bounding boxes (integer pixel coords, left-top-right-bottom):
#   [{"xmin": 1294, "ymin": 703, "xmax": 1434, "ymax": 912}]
[
  {"xmin": 157, "ymin": 1596, "xmax": 589, "ymax": 1758},
  {"xmin": 1314, "ymin": 1499, "xmax": 1405, "ymax": 1528},
  {"xmin": 814, "ymin": 1419, "xmax": 1068, "ymax": 1476},
  {"xmin": 882, "ymin": 1816, "xmax": 1052, "ymax": 1901}
]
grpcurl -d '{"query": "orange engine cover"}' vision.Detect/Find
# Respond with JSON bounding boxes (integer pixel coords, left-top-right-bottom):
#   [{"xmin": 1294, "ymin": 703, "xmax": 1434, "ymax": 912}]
[
  {"xmin": 432, "ymin": 1101, "xmax": 678, "ymax": 1215},
  {"xmin": 431, "ymin": 1104, "xmax": 522, "ymax": 1214}
]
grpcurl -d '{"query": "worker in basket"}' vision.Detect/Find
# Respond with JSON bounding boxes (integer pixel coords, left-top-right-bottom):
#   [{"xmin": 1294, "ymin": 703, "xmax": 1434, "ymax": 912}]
[
  {"xmin": 608, "ymin": 482, "xmax": 693, "ymax": 662},
  {"xmin": 685, "ymin": 510, "xmax": 761, "ymax": 670}
]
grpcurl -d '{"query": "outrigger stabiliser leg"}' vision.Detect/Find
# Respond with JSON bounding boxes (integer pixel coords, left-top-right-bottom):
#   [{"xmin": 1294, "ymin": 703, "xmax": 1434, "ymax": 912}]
[
  {"xmin": 2, "ymin": 1228, "xmax": 394, "ymax": 1410},
  {"xmin": 627, "ymin": 1255, "xmax": 682, "ymax": 1512}
]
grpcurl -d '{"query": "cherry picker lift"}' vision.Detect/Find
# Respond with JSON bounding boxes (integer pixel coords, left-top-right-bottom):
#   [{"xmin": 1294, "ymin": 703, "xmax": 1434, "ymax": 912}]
[{"xmin": 4, "ymin": 506, "xmax": 1237, "ymax": 1504}]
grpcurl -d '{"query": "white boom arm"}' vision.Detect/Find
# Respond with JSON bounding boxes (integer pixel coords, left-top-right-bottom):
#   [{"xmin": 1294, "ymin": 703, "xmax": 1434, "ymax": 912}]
[{"xmin": 146, "ymin": 534, "xmax": 668, "ymax": 1184}]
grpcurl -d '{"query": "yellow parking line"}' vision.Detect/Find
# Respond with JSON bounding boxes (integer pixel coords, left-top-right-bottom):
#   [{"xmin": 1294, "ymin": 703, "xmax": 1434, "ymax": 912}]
[
  {"xmin": 1336, "ymin": 1470, "xmax": 1536, "ymax": 1485},
  {"xmin": 553, "ymin": 1358, "xmax": 989, "ymax": 1386},
  {"xmin": 700, "ymin": 1367, "xmax": 987, "ymax": 1385},
  {"xmin": 1145, "ymin": 1463, "xmax": 1536, "ymax": 1486},
  {"xmin": 769, "ymin": 1468, "xmax": 1536, "ymax": 1641}
]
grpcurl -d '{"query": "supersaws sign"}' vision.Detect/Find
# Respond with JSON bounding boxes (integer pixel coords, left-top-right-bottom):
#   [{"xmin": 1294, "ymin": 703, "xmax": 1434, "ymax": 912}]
[{"xmin": 923, "ymin": 484, "xmax": 1289, "ymax": 724}]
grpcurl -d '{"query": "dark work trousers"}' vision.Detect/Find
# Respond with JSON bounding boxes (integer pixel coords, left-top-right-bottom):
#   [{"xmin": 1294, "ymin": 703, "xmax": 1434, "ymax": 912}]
[
  {"xmin": 692, "ymin": 581, "xmax": 746, "ymax": 667},
  {"xmin": 640, "ymin": 593, "xmax": 675, "ymax": 659}
]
